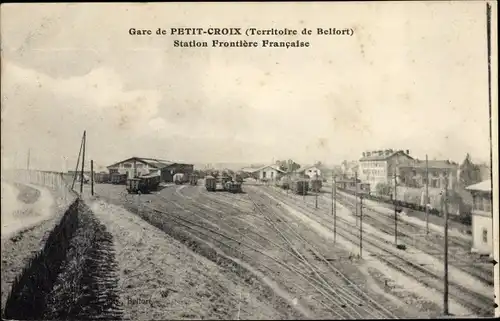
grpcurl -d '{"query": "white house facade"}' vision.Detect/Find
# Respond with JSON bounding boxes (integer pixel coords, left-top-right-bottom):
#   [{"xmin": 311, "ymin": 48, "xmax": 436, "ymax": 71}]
[
  {"xmin": 466, "ymin": 180, "xmax": 494, "ymax": 256},
  {"xmin": 254, "ymin": 165, "xmax": 285, "ymax": 181}
]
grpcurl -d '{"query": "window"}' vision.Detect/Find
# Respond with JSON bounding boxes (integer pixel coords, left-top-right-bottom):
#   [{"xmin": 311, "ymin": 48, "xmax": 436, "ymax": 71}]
[
  {"xmin": 482, "ymin": 229, "xmax": 488, "ymax": 243},
  {"xmin": 123, "ymin": 163, "xmax": 132, "ymax": 168},
  {"xmin": 262, "ymin": 171, "xmax": 266, "ymax": 178},
  {"xmin": 473, "ymin": 195, "xmax": 482, "ymax": 211},
  {"xmin": 483, "ymin": 197, "xmax": 492, "ymax": 212},
  {"xmin": 271, "ymin": 171, "xmax": 274, "ymax": 178}
]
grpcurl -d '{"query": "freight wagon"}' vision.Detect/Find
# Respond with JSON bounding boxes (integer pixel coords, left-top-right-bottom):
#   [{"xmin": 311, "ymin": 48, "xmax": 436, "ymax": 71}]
[
  {"xmin": 189, "ymin": 174, "xmax": 199, "ymax": 186},
  {"xmin": 110, "ymin": 173, "xmax": 128, "ymax": 185},
  {"xmin": 335, "ymin": 179, "xmax": 371, "ymax": 194},
  {"xmin": 224, "ymin": 180, "xmax": 242, "ymax": 193},
  {"xmin": 174, "ymin": 173, "xmax": 189, "ymax": 185},
  {"xmin": 291, "ymin": 179, "xmax": 309, "ymax": 195},
  {"xmin": 94, "ymin": 172, "xmax": 110, "ymax": 184},
  {"xmin": 338, "ymin": 183, "xmax": 471, "ymax": 221},
  {"xmin": 205, "ymin": 175, "xmax": 217, "ymax": 191},
  {"xmin": 126, "ymin": 174, "xmax": 161, "ymax": 194},
  {"xmin": 310, "ymin": 179, "xmax": 323, "ymax": 193},
  {"xmin": 276, "ymin": 176, "xmax": 290, "ymax": 189}
]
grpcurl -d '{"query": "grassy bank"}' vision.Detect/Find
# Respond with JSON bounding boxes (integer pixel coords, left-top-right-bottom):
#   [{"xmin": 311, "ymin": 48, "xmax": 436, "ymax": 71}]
[{"xmin": 2, "ymin": 199, "xmax": 122, "ymax": 320}]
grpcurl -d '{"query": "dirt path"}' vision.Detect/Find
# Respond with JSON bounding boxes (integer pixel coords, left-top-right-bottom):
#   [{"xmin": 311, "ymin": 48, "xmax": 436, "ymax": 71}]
[{"xmin": 87, "ymin": 198, "xmax": 289, "ymax": 320}]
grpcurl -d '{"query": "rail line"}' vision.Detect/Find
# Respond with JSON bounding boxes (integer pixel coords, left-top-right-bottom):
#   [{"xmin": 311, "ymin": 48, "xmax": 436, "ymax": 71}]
[
  {"xmin": 334, "ymin": 189, "xmax": 472, "ymax": 248},
  {"xmin": 254, "ymin": 186, "xmax": 494, "ymax": 317},
  {"xmin": 116, "ymin": 188, "xmax": 362, "ymax": 318},
  {"xmin": 332, "ymin": 191, "xmax": 493, "ymax": 286},
  {"xmin": 172, "ymin": 186, "xmax": 391, "ymax": 318},
  {"xmin": 280, "ymin": 186, "xmax": 492, "ymax": 286},
  {"xmin": 244, "ymin": 191, "xmax": 398, "ymax": 319}
]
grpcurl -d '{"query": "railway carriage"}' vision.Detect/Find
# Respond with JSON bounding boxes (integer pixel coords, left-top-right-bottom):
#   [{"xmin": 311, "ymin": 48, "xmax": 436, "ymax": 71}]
[
  {"xmin": 310, "ymin": 179, "xmax": 323, "ymax": 193},
  {"xmin": 224, "ymin": 181, "xmax": 242, "ymax": 193},
  {"xmin": 110, "ymin": 173, "xmax": 128, "ymax": 185},
  {"xmin": 189, "ymin": 174, "xmax": 199, "ymax": 186},
  {"xmin": 126, "ymin": 174, "xmax": 160, "ymax": 194},
  {"xmin": 338, "ymin": 181, "xmax": 470, "ymax": 219},
  {"xmin": 277, "ymin": 176, "xmax": 291, "ymax": 190},
  {"xmin": 205, "ymin": 175, "xmax": 217, "ymax": 191},
  {"xmin": 94, "ymin": 172, "xmax": 110, "ymax": 184},
  {"xmin": 174, "ymin": 173, "xmax": 189, "ymax": 185},
  {"xmin": 291, "ymin": 179, "xmax": 309, "ymax": 195},
  {"xmin": 335, "ymin": 179, "xmax": 371, "ymax": 195}
]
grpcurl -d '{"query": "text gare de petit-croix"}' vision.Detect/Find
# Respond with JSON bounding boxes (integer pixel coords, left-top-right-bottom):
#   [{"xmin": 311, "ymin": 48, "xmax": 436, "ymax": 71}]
[{"xmin": 128, "ymin": 27, "xmax": 353, "ymax": 48}]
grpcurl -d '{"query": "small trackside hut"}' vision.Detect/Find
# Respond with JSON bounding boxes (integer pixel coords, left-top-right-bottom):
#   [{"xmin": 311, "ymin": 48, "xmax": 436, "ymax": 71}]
[{"xmin": 466, "ymin": 180, "xmax": 494, "ymax": 257}]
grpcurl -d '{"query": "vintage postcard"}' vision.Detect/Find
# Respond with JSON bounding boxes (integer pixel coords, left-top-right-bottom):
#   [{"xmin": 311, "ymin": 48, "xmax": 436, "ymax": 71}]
[{"xmin": 1, "ymin": 1, "xmax": 498, "ymax": 320}]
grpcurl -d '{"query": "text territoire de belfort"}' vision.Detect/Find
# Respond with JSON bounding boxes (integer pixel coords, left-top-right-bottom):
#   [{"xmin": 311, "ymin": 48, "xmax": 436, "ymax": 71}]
[{"xmin": 129, "ymin": 27, "xmax": 354, "ymax": 37}]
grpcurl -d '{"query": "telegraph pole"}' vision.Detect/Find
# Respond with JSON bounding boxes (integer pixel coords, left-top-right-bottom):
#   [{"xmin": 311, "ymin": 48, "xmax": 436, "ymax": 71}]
[
  {"xmin": 71, "ymin": 133, "xmax": 84, "ymax": 190},
  {"xmin": 91, "ymin": 160, "xmax": 94, "ymax": 196},
  {"xmin": 355, "ymin": 171, "xmax": 358, "ymax": 226},
  {"xmin": 359, "ymin": 195, "xmax": 363, "ymax": 257},
  {"xmin": 315, "ymin": 173, "xmax": 319, "ymax": 209},
  {"xmin": 80, "ymin": 130, "xmax": 86, "ymax": 194},
  {"xmin": 394, "ymin": 171, "xmax": 398, "ymax": 246},
  {"xmin": 425, "ymin": 154, "xmax": 430, "ymax": 235},
  {"xmin": 332, "ymin": 173, "xmax": 337, "ymax": 243},
  {"xmin": 303, "ymin": 176, "xmax": 306, "ymax": 201},
  {"xmin": 443, "ymin": 175, "xmax": 449, "ymax": 315},
  {"xmin": 27, "ymin": 149, "xmax": 31, "ymax": 171}
]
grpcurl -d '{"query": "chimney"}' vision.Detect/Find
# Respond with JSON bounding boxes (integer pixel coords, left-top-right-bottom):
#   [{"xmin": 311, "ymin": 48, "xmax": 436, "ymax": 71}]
[{"xmin": 406, "ymin": 149, "xmax": 410, "ymax": 155}]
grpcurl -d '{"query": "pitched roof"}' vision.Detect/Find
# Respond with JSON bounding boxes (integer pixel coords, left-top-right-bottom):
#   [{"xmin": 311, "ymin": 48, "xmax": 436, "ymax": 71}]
[
  {"xmin": 254, "ymin": 164, "xmax": 285, "ymax": 173},
  {"xmin": 399, "ymin": 160, "xmax": 458, "ymax": 169},
  {"xmin": 466, "ymin": 180, "xmax": 492, "ymax": 192},
  {"xmin": 359, "ymin": 150, "xmax": 414, "ymax": 162},
  {"xmin": 297, "ymin": 164, "xmax": 329, "ymax": 173},
  {"xmin": 107, "ymin": 157, "xmax": 174, "ymax": 169}
]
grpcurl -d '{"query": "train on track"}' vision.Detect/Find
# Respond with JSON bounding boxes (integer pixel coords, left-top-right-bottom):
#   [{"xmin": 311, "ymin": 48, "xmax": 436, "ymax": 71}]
[
  {"xmin": 126, "ymin": 174, "xmax": 161, "ymax": 194},
  {"xmin": 276, "ymin": 177, "xmax": 309, "ymax": 195},
  {"xmin": 276, "ymin": 176, "xmax": 310, "ymax": 195},
  {"xmin": 309, "ymin": 178, "xmax": 323, "ymax": 193},
  {"xmin": 174, "ymin": 173, "xmax": 190, "ymax": 185},
  {"xmin": 336, "ymin": 179, "xmax": 472, "ymax": 220},
  {"xmin": 205, "ymin": 174, "xmax": 242, "ymax": 193},
  {"xmin": 189, "ymin": 174, "xmax": 199, "ymax": 185},
  {"xmin": 110, "ymin": 173, "xmax": 128, "ymax": 185},
  {"xmin": 94, "ymin": 172, "xmax": 110, "ymax": 184}
]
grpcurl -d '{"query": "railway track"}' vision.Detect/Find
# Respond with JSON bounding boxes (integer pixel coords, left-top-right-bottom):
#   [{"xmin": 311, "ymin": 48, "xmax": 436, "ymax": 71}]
[
  {"xmin": 173, "ymin": 186, "xmax": 397, "ymax": 319},
  {"xmin": 254, "ymin": 185, "xmax": 494, "ymax": 317},
  {"xmin": 334, "ymin": 189, "xmax": 472, "ymax": 248},
  {"xmin": 332, "ymin": 191, "xmax": 493, "ymax": 286},
  {"xmin": 244, "ymin": 191, "xmax": 398, "ymax": 319},
  {"xmin": 107, "ymin": 187, "xmax": 374, "ymax": 319},
  {"xmin": 107, "ymin": 190, "xmax": 309, "ymax": 319}
]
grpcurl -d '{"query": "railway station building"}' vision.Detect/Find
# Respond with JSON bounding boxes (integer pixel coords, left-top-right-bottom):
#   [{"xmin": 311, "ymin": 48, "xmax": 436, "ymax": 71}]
[
  {"xmin": 107, "ymin": 157, "xmax": 194, "ymax": 183},
  {"xmin": 466, "ymin": 180, "xmax": 494, "ymax": 257},
  {"xmin": 246, "ymin": 165, "xmax": 285, "ymax": 182}
]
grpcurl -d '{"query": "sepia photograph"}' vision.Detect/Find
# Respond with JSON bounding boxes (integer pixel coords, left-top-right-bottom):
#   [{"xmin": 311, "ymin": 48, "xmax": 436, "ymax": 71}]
[{"xmin": 1, "ymin": 2, "xmax": 498, "ymax": 320}]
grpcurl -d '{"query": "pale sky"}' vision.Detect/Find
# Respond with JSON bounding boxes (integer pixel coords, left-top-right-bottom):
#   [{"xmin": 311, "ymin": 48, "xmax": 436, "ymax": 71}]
[{"xmin": 1, "ymin": 2, "xmax": 495, "ymax": 171}]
